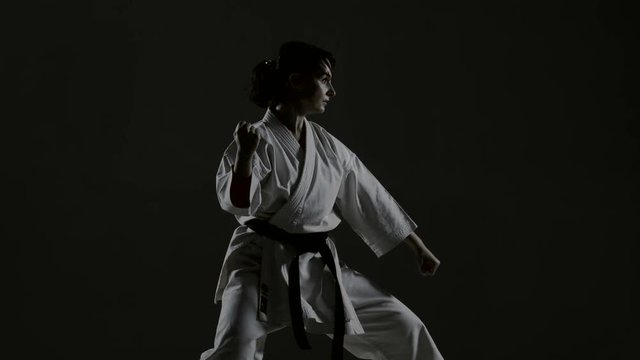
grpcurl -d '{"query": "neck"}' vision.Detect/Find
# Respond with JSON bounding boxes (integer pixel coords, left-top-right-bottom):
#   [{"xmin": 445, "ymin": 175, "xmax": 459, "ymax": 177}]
[{"xmin": 272, "ymin": 103, "xmax": 306, "ymax": 140}]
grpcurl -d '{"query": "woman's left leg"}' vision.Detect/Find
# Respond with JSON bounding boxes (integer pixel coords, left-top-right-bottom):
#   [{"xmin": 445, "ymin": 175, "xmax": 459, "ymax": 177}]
[{"xmin": 332, "ymin": 266, "xmax": 444, "ymax": 360}]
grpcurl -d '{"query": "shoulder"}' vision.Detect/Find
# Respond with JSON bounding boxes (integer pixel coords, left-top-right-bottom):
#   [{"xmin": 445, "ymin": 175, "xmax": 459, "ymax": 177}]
[{"xmin": 308, "ymin": 120, "xmax": 356, "ymax": 168}]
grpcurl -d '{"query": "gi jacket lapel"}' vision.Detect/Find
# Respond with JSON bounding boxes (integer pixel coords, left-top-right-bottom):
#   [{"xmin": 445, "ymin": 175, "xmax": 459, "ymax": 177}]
[
  {"xmin": 257, "ymin": 112, "xmax": 365, "ymax": 336},
  {"xmin": 269, "ymin": 117, "xmax": 316, "ymax": 230}
]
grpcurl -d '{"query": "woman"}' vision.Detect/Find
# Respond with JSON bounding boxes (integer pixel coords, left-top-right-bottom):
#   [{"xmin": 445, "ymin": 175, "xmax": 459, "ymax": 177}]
[{"xmin": 201, "ymin": 41, "xmax": 444, "ymax": 360}]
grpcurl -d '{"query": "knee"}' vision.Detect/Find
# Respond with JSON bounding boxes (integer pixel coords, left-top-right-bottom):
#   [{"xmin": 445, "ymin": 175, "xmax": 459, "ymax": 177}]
[
  {"xmin": 396, "ymin": 312, "xmax": 443, "ymax": 358},
  {"xmin": 400, "ymin": 311, "xmax": 427, "ymax": 336},
  {"xmin": 384, "ymin": 304, "xmax": 427, "ymax": 338}
]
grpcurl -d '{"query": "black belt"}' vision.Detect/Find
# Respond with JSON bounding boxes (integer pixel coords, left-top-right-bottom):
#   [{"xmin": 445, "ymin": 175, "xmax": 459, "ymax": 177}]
[{"xmin": 245, "ymin": 218, "xmax": 345, "ymax": 360}]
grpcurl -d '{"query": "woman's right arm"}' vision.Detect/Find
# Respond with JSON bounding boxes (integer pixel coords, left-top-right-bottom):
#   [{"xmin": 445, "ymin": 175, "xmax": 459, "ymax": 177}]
[
  {"xmin": 229, "ymin": 121, "xmax": 261, "ymax": 208},
  {"xmin": 229, "ymin": 151, "xmax": 253, "ymax": 208}
]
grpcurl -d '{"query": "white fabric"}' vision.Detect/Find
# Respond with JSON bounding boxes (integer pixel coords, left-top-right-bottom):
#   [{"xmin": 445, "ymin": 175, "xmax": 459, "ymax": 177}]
[
  {"xmin": 202, "ymin": 108, "xmax": 443, "ymax": 359},
  {"xmin": 201, "ymin": 239, "xmax": 444, "ymax": 360}
]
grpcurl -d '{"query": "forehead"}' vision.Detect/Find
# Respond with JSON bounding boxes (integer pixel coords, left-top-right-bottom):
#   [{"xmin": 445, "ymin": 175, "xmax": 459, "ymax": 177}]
[{"xmin": 316, "ymin": 58, "xmax": 333, "ymax": 77}]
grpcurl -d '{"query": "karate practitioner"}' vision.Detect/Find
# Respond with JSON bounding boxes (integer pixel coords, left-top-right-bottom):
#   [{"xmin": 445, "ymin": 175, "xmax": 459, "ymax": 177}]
[{"xmin": 200, "ymin": 41, "xmax": 444, "ymax": 360}]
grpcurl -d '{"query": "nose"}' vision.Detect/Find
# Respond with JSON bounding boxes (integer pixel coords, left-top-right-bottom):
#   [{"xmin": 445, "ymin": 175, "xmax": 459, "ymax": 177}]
[{"xmin": 327, "ymin": 83, "xmax": 336, "ymax": 97}]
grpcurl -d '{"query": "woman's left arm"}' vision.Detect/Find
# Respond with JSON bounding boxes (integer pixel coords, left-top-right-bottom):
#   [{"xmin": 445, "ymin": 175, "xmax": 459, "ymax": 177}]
[{"xmin": 404, "ymin": 232, "xmax": 441, "ymax": 276}]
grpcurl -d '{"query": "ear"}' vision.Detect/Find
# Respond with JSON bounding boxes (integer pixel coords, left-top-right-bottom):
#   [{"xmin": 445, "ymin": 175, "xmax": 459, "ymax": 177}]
[{"xmin": 287, "ymin": 73, "xmax": 307, "ymax": 90}]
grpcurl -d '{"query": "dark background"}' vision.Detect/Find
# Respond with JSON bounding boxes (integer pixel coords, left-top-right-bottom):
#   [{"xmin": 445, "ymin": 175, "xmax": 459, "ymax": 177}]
[{"xmin": 8, "ymin": 0, "xmax": 638, "ymax": 359}]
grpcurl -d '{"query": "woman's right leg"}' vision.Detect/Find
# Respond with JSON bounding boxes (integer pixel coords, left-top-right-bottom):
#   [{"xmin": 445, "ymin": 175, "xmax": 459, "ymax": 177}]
[
  {"xmin": 200, "ymin": 238, "xmax": 280, "ymax": 360},
  {"xmin": 199, "ymin": 268, "xmax": 268, "ymax": 360}
]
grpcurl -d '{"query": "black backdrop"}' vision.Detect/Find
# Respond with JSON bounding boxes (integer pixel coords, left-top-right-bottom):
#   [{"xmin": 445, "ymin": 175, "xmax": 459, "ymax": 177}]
[{"xmin": 9, "ymin": 1, "xmax": 638, "ymax": 359}]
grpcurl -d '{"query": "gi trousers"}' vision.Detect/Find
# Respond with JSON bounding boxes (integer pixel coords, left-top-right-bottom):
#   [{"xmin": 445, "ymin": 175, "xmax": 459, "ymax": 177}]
[{"xmin": 200, "ymin": 242, "xmax": 444, "ymax": 360}]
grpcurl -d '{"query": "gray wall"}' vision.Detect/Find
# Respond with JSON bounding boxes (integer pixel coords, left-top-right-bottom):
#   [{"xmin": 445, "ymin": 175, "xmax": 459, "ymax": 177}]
[{"xmin": 10, "ymin": 0, "xmax": 638, "ymax": 359}]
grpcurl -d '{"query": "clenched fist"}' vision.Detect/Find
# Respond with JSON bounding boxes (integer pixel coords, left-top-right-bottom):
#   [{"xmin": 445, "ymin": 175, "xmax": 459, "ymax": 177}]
[
  {"xmin": 234, "ymin": 121, "xmax": 261, "ymax": 157},
  {"xmin": 417, "ymin": 249, "xmax": 441, "ymax": 277}
]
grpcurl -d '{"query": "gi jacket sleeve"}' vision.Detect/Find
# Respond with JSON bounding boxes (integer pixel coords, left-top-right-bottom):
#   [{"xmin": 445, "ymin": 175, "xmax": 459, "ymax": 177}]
[
  {"xmin": 335, "ymin": 154, "xmax": 418, "ymax": 258},
  {"xmin": 216, "ymin": 141, "xmax": 271, "ymax": 216}
]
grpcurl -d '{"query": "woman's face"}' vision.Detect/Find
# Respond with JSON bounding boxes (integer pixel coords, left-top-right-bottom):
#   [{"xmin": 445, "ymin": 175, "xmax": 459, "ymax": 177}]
[{"xmin": 297, "ymin": 59, "xmax": 336, "ymax": 115}]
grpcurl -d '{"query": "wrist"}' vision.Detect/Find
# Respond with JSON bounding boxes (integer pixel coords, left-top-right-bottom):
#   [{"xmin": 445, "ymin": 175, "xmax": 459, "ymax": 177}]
[{"xmin": 404, "ymin": 234, "xmax": 425, "ymax": 253}]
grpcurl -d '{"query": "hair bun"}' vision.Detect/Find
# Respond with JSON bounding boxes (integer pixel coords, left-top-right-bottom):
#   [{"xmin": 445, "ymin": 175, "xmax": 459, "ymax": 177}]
[
  {"xmin": 261, "ymin": 58, "xmax": 278, "ymax": 75},
  {"xmin": 264, "ymin": 58, "xmax": 277, "ymax": 69},
  {"xmin": 249, "ymin": 58, "xmax": 279, "ymax": 108}
]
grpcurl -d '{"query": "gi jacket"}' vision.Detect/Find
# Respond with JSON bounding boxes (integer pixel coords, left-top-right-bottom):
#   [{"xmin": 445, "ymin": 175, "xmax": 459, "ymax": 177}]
[{"xmin": 215, "ymin": 108, "xmax": 417, "ymax": 335}]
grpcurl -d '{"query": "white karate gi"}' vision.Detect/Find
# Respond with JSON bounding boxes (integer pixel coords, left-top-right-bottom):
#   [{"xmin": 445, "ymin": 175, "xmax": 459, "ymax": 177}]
[{"xmin": 201, "ymin": 108, "xmax": 444, "ymax": 360}]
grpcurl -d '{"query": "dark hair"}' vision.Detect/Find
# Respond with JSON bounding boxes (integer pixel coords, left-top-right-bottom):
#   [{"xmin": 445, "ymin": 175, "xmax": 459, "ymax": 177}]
[{"xmin": 250, "ymin": 41, "xmax": 336, "ymax": 108}]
